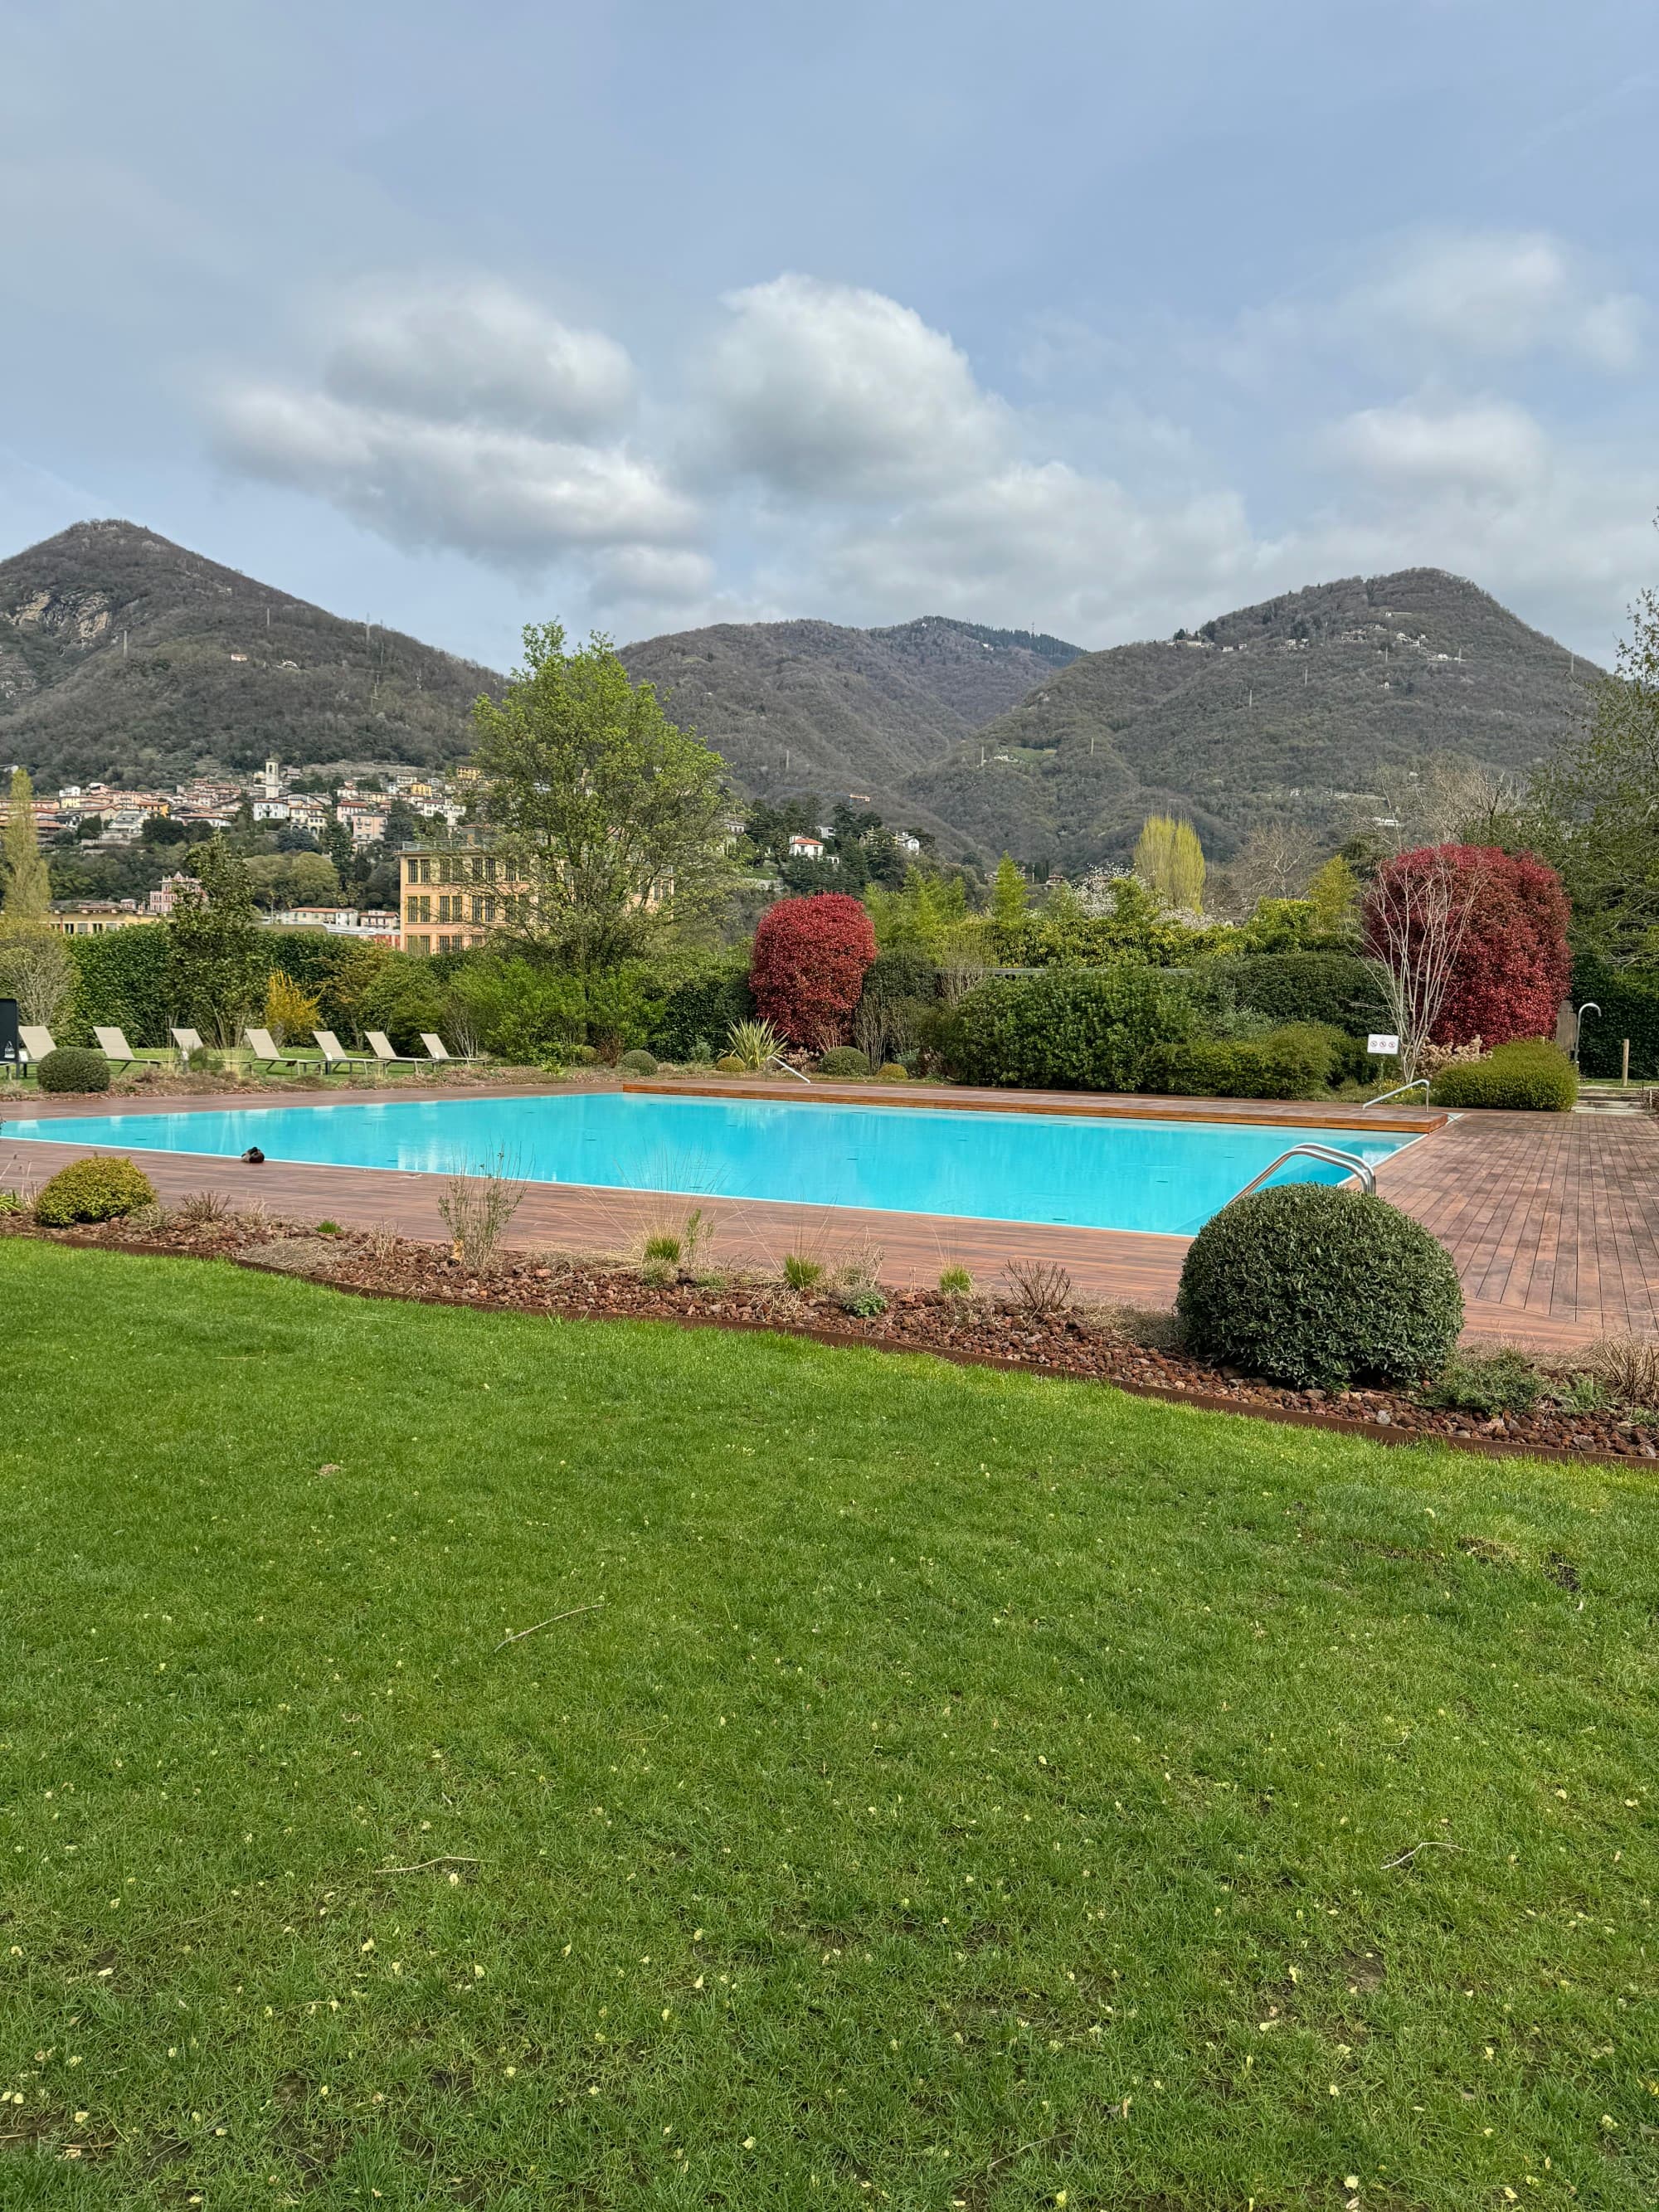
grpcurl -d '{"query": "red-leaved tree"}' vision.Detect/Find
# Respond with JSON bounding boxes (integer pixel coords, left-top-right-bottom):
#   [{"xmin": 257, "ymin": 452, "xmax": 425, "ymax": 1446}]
[
  {"xmin": 750, "ymin": 893, "xmax": 878, "ymax": 1048},
  {"xmin": 1365, "ymin": 844, "xmax": 1570, "ymax": 1062}
]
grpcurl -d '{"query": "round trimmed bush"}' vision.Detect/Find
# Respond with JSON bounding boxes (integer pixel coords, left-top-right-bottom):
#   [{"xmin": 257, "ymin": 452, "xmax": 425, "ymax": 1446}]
[
  {"xmin": 36, "ymin": 1047, "xmax": 111, "ymax": 1095},
  {"xmin": 1176, "ymin": 1182, "xmax": 1463, "ymax": 1390},
  {"xmin": 618, "ymin": 1048, "xmax": 659, "ymax": 1077},
  {"xmin": 34, "ymin": 1155, "xmax": 158, "ymax": 1226},
  {"xmin": 878, "ymin": 1062, "xmax": 909, "ymax": 1081},
  {"xmin": 715, "ymin": 1053, "xmax": 745, "ymax": 1073},
  {"xmin": 817, "ymin": 1046, "xmax": 870, "ymax": 1077}
]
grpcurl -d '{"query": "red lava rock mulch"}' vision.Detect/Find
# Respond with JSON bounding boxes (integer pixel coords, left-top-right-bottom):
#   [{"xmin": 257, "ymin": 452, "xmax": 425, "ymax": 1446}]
[{"xmin": 7, "ymin": 1208, "xmax": 1655, "ymax": 1469}]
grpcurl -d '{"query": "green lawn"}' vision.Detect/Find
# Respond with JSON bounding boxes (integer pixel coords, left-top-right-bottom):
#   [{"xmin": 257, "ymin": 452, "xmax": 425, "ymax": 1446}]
[{"xmin": 1, "ymin": 1241, "xmax": 1653, "ymax": 2210}]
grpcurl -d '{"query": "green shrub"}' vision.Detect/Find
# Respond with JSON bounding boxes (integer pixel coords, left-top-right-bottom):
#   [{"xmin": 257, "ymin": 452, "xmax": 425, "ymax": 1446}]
[
  {"xmin": 34, "ymin": 1156, "xmax": 158, "ymax": 1226},
  {"xmin": 1141, "ymin": 1025, "xmax": 1332, "ymax": 1100},
  {"xmin": 951, "ymin": 968, "xmax": 1200, "ymax": 1091},
  {"xmin": 878, "ymin": 1062, "xmax": 908, "ymax": 1081},
  {"xmin": 1571, "ymin": 956, "xmax": 1659, "ymax": 1080},
  {"xmin": 782, "ymin": 1253, "xmax": 824, "ymax": 1291},
  {"xmin": 649, "ymin": 960, "xmax": 755, "ymax": 1061},
  {"xmin": 1422, "ymin": 1347, "xmax": 1543, "ymax": 1415},
  {"xmin": 1177, "ymin": 1183, "xmax": 1464, "ymax": 1389},
  {"xmin": 61, "ymin": 923, "xmax": 172, "ymax": 1047},
  {"xmin": 642, "ymin": 1232, "xmax": 681, "ymax": 1264},
  {"xmin": 1431, "ymin": 1041, "xmax": 1578, "ymax": 1111},
  {"xmin": 1223, "ymin": 951, "xmax": 1389, "ymax": 1035},
  {"xmin": 817, "ymin": 1046, "xmax": 871, "ymax": 1077},
  {"xmin": 36, "ymin": 1047, "xmax": 111, "ymax": 1094},
  {"xmin": 619, "ymin": 1048, "xmax": 659, "ymax": 1076},
  {"xmin": 938, "ymin": 1264, "xmax": 975, "ymax": 1298},
  {"xmin": 715, "ymin": 1053, "xmax": 744, "ymax": 1073}
]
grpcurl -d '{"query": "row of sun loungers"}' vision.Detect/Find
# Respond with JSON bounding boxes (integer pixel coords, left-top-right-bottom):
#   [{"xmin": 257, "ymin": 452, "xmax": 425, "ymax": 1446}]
[{"xmin": 16, "ymin": 1026, "xmax": 478, "ymax": 1073}]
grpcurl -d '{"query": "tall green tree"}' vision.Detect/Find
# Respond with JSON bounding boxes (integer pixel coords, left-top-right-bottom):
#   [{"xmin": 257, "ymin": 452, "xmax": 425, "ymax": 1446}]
[
  {"xmin": 1132, "ymin": 814, "xmax": 1206, "ymax": 913},
  {"xmin": 1530, "ymin": 577, "xmax": 1659, "ymax": 961},
  {"xmin": 165, "ymin": 837, "xmax": 267, "ymax": 1045},
  {"xmin": 2, "ymin": 768, "xmax": 52, "ymax": 917},
  {"xmin": 471, "ymin": 625, "xmax": 732, "ymax": 971}
]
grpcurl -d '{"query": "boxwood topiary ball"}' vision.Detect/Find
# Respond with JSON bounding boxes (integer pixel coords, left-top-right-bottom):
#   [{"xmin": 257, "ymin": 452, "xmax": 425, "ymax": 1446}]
[
  {"xmin": 35, "ymin": 1047, "xmax": 111, "ymax": 1094},
  {"xmin": 618, "ymin": 1048, "xmax": 659, "ymax": 1076},
  {"xmin": 1176, "ymin": 1181, "xmax": 1463, "ymax": 1390}
]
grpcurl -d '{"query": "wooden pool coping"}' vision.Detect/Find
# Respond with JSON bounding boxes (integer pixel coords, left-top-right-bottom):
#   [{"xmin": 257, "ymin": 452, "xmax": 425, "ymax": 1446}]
[{"xmin": 624, "ymin": 1076, "xmax": 1447, "ymax": 1136}]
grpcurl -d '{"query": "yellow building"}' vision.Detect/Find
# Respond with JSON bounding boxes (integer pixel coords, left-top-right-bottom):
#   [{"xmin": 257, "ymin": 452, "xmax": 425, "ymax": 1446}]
[
  {"xmin": 46, "ymin": 902, "xmax": 155, "ymax": 937},
  {"xmin": 399, "ymin": 839, "xmax": 669, "ymax": 955},
  {"xmin": 400, "ymin": 842, "xmax": 532, "ymax": 955}
]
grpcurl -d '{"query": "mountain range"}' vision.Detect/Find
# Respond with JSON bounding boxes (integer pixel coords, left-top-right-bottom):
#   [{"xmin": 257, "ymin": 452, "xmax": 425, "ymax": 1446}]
[{"xmin": 0, "ymin": 522, "xmax": 1596, "ymax": 868}]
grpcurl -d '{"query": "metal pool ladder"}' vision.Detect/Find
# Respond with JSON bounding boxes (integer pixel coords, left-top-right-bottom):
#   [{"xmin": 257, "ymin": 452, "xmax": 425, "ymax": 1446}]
[
  {"xmin": 1229, "ymin": 1142, "xmax": 1376, "ymax": 1204},
  {"xmin": 1363, "ymin": 1078, "xmax": 1431, "ymax": 1109}
]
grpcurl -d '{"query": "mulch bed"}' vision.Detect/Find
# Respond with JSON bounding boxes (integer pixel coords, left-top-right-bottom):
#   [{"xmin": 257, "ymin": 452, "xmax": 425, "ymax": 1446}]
[{"xmin": 7, "ymin": 1208, "xmax": 1655, "ymax": 1470}]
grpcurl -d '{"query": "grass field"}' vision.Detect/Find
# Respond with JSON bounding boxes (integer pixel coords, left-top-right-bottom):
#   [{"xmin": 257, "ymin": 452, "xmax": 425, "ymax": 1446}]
[{"xmin": 1, "ymin": 1238, "xmax": 1654, "ymax": 2209}]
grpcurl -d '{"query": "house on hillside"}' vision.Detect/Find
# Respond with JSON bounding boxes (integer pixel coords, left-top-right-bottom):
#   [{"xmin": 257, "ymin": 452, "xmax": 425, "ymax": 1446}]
[{"xmin": 787, "ymin": 834, "xmax": 826, "ymax": 859}]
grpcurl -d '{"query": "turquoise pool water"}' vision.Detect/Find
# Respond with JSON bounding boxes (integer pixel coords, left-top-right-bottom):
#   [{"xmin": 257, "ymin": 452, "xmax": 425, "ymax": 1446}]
[{"xmin": 5, "ymin": 1091, "xmax": 1418, "ymax": 1235}]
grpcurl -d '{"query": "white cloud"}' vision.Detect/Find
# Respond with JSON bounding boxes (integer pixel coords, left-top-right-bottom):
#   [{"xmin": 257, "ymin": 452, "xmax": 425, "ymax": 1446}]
[
  {"xmin": 321, "ymin": 278, "xmax": 635, "ymax": 438},
  {"xmin": 1327, "ymin": 398, "xmax": 1550, "ymax": 495},
  {"xmin": 816, "ymin": 460, "xmax": 1267, "ymax": 640},
  {"xmin": 212, "ymin": 276, "xmax": 693, "ymax": 570},
  {"xmin": 704, "ymin": 273, "xmax": 1008, "ymax": 497},
  {"xmin": 1349, "ymin": 230, "xmax": 1643, "ymax": 371},
  {"xmin": 215, "ymin": 386, "xmax": 693, "ymax": 563}
]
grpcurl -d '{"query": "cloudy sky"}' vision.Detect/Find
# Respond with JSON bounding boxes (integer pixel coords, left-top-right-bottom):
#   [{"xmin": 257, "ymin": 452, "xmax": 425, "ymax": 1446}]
[{"xmin": 3, "ymin": 0, "xmax": 1656, "ymax": 664}]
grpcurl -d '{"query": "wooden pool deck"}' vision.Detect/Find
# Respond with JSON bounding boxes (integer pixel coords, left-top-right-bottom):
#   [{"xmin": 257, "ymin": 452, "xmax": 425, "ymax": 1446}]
[{"xmin": 4, "ymin": 1079, "xmax": 1655, "ymax": 1353}]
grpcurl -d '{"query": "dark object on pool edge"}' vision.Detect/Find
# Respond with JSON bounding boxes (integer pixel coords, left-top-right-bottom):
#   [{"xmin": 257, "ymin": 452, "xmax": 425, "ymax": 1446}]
[{"xmin": 241, "ymin": 1146, "xmax": 265, "ymax": 1164}]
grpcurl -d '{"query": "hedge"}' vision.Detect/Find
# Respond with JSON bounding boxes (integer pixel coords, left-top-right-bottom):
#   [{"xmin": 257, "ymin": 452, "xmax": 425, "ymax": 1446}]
[
  {"xmin": 1430, "ymin": 1040, "xmax": 1578, "ymax": 1111},
  {"xmin": 1570, "ymin": 958, "xmax": 1659, "ymax": 1080},
  {"xmin": 1140, "ymin": 1026, "xmax": 1333, "ymax": 1101},
  {"xmin": 63, "ymin": 926, "xmax": 172, "ymax": 1046},
  {"xmin": 61, "ymin": 924, "xmax": 390, "ymax": 1048},
  {"xmin": 1223, "ymin": 951, "xmax": 1389, "ymax": 1036},
  {"xmin": 649, "ymin": 960, "xmax": 755, "ymax": 1061},
  {"xmin": 949, "ymin": 968, "xmax": 1200, "ymax": 1091}
]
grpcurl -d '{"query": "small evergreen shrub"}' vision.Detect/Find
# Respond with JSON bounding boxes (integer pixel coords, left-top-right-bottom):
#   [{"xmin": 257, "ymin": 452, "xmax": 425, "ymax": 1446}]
[
  {"xmin": 715, "ymin": 1054, "xmax": 744, "ymax": 1073},
  {"xmin": 1177, "ymin": 1183, "xmax": 1464, "ymax": 1389},
  {"xmin": 1431, "ymin": 1040, "xmax": 1578, "ymax": 1111},
  {"xmin": 1422, "ymin": 1347, "xmax": 1543, "ymax": 1415},
  {"xmin": 34, "ymin": 1156, "xmax": 157, "ymax": 1226},
  {"xmin": 36, "ymin": 1047, "xmax": 111, "ymax": 1094},
  {"xmin": 619, "ymin": 1048, "xmax": 659, "ymax": 1076},
  {"xmin": 817, "ymin": 1046, "xmax": 870, "ymax": 1077},
  {"xmin": 878, "ymin": 1062, "xmax": 908, "ymax": 1081}
]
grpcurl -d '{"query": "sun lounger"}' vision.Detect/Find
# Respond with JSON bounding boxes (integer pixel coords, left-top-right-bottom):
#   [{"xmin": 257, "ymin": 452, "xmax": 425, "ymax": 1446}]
[
  {"xmin": 19, "ymin": 1026, "xmax": 56, "ymax": 1065},
  {"xmin": 171, "ymin": 1027, "xmax": 206, "ymax": 1067},
  {"xmin": 314, "ymin": 1028, "xmax": 374, "ymax": 1074},
  {"xmin": 244, "ymin": 1026, "xmax": 304, "ymax": 1072},
  {"xmin": 366, "ymin": 1029, "xmax": 422, "ymax": 1070},
  {"xmin": 93, "ymin": 1025, "xmax": 140, "ymax": 1069},
  {"xmin": 419, "ymin": 1033, "xmax": 481, "ymax": 1066}
]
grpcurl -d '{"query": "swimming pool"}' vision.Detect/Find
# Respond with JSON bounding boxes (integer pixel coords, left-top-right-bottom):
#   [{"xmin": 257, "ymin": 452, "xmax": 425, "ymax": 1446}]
[{"xmin": 4, "ymin": 1091, "xmax": 1420, "ymax": 1236}]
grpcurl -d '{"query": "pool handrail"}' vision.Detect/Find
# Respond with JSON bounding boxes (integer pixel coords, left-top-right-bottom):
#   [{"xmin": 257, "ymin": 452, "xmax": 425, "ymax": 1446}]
[
  {"xmin": 766, "ymin": 1053, "xmax": 812, "ymax": 1084},
  {"xmin": 1363, "ymin": 1077, "xmax": 1431, "ymax": 1110},
  {"xmin": 1228, "ymin": 1141, "xmax": 1377, "ymax": 1205}
]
